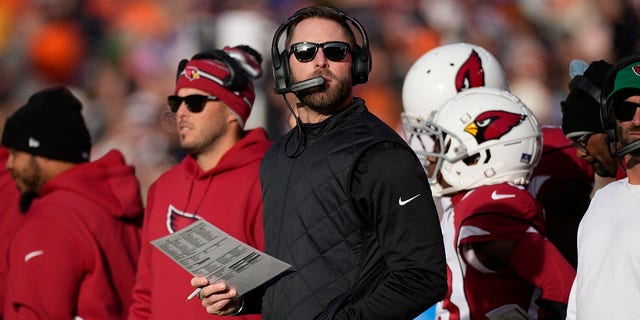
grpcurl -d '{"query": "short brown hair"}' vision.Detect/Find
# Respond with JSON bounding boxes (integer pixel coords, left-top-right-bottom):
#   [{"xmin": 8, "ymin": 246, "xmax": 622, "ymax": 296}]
[{"xmin": 284, "ymin": 6, "xmax": 357, "ymax": 51}]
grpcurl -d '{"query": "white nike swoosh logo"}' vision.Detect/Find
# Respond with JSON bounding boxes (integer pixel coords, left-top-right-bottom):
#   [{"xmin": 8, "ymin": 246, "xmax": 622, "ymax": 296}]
[
  {"xmin": 24, "ymin": 250, "xmax": 44, "ymax": 263},
  {"xmin": 399, "ymin": 194, "xmax": 421, "ymax": 206},
  {"xmin": 491, "ymin": 190, "xmax": 516, "ymax": 200}
]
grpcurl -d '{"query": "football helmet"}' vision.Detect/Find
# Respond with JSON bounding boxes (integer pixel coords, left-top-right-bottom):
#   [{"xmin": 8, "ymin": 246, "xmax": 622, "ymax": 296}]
[
  {"xmin": 422, "ymin": 87, "xmax": 542, "ymax": 196},
  {"xmin": 402, "ymin": 43, "xmax": 510, "ymax": 167},
  {"xmin": 401, "ymin": 42, "xmax": 510, "ymax": 122}
]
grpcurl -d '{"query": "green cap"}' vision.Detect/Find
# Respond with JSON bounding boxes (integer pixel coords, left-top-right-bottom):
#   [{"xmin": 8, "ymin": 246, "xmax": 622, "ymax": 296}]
[{"xmin": 607, "ymin": 63, "xmax": 640, "ymax": 101}]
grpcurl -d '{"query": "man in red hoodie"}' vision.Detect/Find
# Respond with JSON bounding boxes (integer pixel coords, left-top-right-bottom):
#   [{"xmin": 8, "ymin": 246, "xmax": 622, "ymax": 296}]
[
  {"xmin": 128, "ymin": 45, "xmax": 271, "ymax": 319},
  {"xmin": 1, "ymin": 86, "xmax": 144, "ymax": 319},
  {"xmin": 0, "ymin": 146, "xmax": 22, "ymax": 318}
]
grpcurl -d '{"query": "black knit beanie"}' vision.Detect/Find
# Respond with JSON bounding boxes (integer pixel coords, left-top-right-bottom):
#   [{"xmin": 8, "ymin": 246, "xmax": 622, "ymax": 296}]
[
  {"xmin": 1, "ymin": 86, "xmax": 91, "ymax": 163},
  {"xmin": 561, "ymin": 60, "xmax": 614, "ymax": 137}
]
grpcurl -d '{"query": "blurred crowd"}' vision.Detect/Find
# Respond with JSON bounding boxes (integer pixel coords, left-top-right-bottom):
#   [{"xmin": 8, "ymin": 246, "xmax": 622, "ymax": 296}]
[{"xmin": 0, "ymin": 0, "xmax": 638, "ymax": 198}]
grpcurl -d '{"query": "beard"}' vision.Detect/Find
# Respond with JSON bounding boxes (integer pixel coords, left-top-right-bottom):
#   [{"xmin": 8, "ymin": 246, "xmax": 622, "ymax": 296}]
[
  {"xmin": 618, "ymin": 125, "xmax": 640, "ymax": 157},
  {"xmin": 13, "ymin": 156, "xmax": 42, "ymax": 213},
  {"xmin": 292, "ymin": 71, "xmax": 352, "ymax": 113},
  {"xmin": 19, "ymin": 191, "xmax": 37, "ymax": 213},
  {"xmin": 592, "ymin": 162, "xmax": 614, "ymax": 178},
  {"xmin": 181, "ymin": 132, "xmax": 222, "ymax": 156},
  {"xmin": 178, "ymin": 116, "xmax": 227, "ymax": 156}
]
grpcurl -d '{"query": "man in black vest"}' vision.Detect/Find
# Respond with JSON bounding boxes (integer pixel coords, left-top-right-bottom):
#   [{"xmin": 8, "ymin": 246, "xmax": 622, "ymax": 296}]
[{"xmin": 191, "ymin": 6, "xmax": 446, "ymax": 319}]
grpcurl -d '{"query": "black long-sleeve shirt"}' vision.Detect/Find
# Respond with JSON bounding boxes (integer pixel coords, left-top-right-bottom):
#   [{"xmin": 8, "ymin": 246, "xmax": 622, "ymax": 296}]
[{"xmin": 335, "ymin": 141, "xmax": 446, "ymax": 319}]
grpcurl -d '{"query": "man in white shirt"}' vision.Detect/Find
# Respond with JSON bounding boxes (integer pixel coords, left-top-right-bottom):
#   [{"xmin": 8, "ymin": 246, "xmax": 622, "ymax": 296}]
[{"xmin": 567, "ymin": 53, "xmax": 640, "ymax": 319}]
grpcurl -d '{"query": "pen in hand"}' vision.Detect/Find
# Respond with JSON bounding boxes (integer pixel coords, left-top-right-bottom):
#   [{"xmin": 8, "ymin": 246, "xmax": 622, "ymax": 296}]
[{"xmin": 185, "ymin": 287, "xmax": 202, "ymax": 302}]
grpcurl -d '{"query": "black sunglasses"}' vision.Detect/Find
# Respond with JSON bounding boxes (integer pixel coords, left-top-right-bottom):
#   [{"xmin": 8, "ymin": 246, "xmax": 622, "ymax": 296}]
[
  {"xmin": 570, "ymin": 132, "xmax": 593, "ymax": 154},
  {"xmin": 289, "ymin": 41, "xmax": 350, "ymax": 62},
  {"xmin": 613, "ymin": 101, "xmax": 640, "ymax": 122},
  {"xmin": 167, "ymin": 94, "xmax": 218, "ymax": 113}
]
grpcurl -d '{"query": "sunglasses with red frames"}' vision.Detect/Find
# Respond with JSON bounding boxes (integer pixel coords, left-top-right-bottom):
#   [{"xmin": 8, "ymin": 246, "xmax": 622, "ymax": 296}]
[
  {"xmin": 289, "ymin": 41, "xmax": 351, "ymax": 62},
  {"xmin": 613, "ymin": 101, "xmax": 640, "ymax": 122},
  {"xmin": 167, "ymin": 94, "xmax": 219, "ymax": 113}
]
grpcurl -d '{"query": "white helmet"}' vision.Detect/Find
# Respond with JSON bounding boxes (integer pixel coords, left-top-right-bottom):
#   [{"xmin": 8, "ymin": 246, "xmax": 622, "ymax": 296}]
[
  {"xmin": 402, "ymin": 42, "xmax": 509, "ymax": 120},
  {"xmin": 421, "ymin": 87, "xmax": 541, "ymax": 196},
  {"xmin": 402, "ymin": 43, "xmax": 510, "ymax": 166}
]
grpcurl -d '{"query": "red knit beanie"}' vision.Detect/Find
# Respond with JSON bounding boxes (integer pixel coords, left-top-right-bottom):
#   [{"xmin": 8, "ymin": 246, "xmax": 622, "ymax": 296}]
[{"xmin": 174, "ymin": 46, "xmax": 262, "ymax": 128}]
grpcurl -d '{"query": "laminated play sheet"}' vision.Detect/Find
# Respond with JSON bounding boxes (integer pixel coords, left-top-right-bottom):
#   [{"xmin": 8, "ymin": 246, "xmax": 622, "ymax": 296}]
[{"xmin": 152, "ymin": 219, "xmax": 291, "ymax": 296}]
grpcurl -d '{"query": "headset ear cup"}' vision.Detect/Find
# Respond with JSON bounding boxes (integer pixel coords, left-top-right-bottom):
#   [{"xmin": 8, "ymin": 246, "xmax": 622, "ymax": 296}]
[
  {"xmin": 220, "ymin": 56, "xmax": 247, "ymax": 91},
  {"xmin": 176, "ymin": 59, "xmax": 189, "ymax": 81},
  {"xmin": 351, "ymin": 45, "xmax": 361, "ymax": 85},
  {"xmin": 600, "ymin": 96, "xmax": 618, "ymax": 156},
  {"xmin": 272, "ymin": 50, "xmax": 290, "ymax": 94},
  {"xmin": 606, "ymin": 102, "xmax": 618, "ymax": 143},
  {"xmin": 281, "ymin": 50, "xmax": 291, "ymax": 89},
  {"xmin": 351, "ymin": 44, "xmax": 370, "ymax": 85},
  {"xmin": 600, "ymin": 97, "xmax": 612, "ymax": 140}
]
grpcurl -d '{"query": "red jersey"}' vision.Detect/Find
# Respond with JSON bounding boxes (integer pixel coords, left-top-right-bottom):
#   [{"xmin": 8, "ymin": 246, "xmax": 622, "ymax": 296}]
[
  {"xmin": 435, "ymin": 182, "xmax": 572, "ymax": 320},
  {"xmin": 528, "ymin": 126, "xmax": 593, "ymax": 199},
  {"xmin": 527, "ymin": 126, "xmax": 594, "ymax": 267},
  {"xmin": 129, "ymin": 128, "xmax": 271, "ymax": 320}
]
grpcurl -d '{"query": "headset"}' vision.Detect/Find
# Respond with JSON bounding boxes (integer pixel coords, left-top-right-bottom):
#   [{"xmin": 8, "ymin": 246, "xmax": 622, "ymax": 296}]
[
  {"xmin": 600, "ymin": 52, "xmax": 640, "ymax": 157},
  {"xmin": 270, "ymin": 6, "xmax": 371, "ymax": 94},
  {"xmin": 569, "ymin": 74, "xmax": 602, "ymax": 103},
  {"xmin": 176, "ymin": 49, "xmax": 249, "ymax": 92}
]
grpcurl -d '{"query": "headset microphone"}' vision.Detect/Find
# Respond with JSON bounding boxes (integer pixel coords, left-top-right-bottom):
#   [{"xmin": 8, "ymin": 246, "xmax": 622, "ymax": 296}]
[
  {"xmin": 275, "ymin": 76, "xmax": 326, "ymax": 94},
  {"xmin": 615, "ymin": 140, "xmax": 640, "ymax": 157},
  {"xmin": 291, "ymin": 76, "xmax": 325, "ymax": 93}
]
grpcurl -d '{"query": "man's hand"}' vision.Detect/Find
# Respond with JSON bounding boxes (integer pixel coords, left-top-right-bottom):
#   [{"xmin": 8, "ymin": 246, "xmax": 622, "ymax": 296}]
[{"xmin": 191, "ymin": 277, "xmax": 243, "ymax": 316}]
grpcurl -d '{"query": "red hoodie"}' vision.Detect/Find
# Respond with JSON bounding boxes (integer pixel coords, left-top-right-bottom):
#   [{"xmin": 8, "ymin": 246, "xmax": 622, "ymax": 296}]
[
  {"xmin": 129, "ymin": 128, "xmax": 271, "ymax": 320},
  {"xmin": 3, "ymin": 149, "xmax": 144, "ymax": 319},
  {"xmin": 0, "ymin": 147, "xmax": 22, "ymax": 319}
]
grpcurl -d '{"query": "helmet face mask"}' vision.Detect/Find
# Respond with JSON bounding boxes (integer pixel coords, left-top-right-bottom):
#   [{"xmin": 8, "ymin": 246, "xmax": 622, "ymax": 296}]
[
  {"xmin": 403, "ymin": 113, "xmax": 437, "ymax": 168},
  {"xmin": 424, "ymin": 88, "xmax": 542, "ymax": 196}
]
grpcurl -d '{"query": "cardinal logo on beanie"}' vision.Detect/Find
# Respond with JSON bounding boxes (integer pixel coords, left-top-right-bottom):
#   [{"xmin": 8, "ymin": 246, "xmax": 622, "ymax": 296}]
[{"xmin": 184, "ymin": 66, "xmax": 201, "ymax": 81}]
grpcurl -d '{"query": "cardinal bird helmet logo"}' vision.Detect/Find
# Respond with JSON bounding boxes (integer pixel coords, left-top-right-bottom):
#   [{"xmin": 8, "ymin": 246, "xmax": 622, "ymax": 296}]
[
  {"xmin": 464, "ymin": 110, "xmax": 527, "ymax": 144},
  {"xmin": 421, "ymin": 87, "xmax": 542, "ymax": 196},
  {"xmin": 455, "ymin": 49, "xmax": 486, "ymax": 92}
]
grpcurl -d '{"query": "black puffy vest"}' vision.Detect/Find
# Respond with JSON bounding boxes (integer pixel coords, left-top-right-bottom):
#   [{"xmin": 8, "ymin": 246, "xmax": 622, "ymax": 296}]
[{"xmin": 260, "ymin": 99, "xmax": 405, "ymax": 319}]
